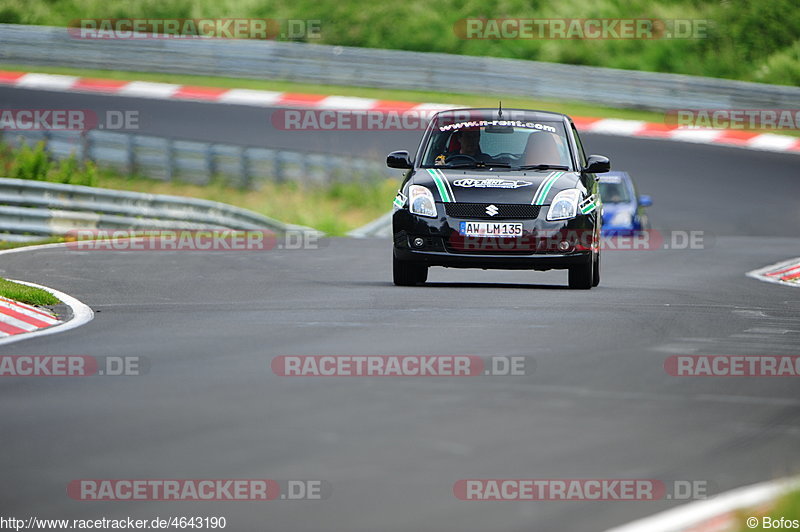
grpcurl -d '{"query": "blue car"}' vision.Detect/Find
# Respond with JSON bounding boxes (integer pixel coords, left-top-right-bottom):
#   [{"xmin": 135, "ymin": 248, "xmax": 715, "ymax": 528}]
[{"xmin": 598, "ymin": 171, "xmax": 652, "ymax": 236}]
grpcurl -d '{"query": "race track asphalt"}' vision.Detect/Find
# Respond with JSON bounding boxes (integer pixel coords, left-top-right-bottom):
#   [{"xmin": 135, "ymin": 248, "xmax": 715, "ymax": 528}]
[{"xmin": 0, "ymin": 86, "xmax": 798, "ymax": 531}]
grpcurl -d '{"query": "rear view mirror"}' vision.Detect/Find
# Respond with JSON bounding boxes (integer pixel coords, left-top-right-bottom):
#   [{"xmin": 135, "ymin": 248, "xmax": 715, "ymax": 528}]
[
  {"xmin": 387, "ymin": 150, "xmax": 413, "ymax": 169},
  {"xmin": 639, "ymin": 195, "xmax": 653, "ymax": 207},
  {"xmin": 583, "ymin": 154, "xmax": 611, "ymax": 174},
  {"xmin": 484, "ymin": 124, "xmax": 514, "ymax": 134}
]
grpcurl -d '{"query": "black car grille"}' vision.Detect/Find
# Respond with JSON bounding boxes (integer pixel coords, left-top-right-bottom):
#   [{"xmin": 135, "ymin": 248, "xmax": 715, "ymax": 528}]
[{"xmin": 444, "ymin": 203, "xmax": 542, "ymax": 219}]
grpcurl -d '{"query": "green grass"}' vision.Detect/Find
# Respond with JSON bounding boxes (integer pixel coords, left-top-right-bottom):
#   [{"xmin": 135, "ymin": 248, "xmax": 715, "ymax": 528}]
[
  {"xmin": 0, "ymin": 277, "xmax": 59, "ymax": 306},
  {"xmin": 734, "ymin": 487, "xmax": 800, "ymax": 531},
  {"xmin": 0, "ymin": 0, "xmax": 798, "ymax": 86},
  {"xmin": 0, "ymin": 236, "xmax": 67, "ymax": 251}
]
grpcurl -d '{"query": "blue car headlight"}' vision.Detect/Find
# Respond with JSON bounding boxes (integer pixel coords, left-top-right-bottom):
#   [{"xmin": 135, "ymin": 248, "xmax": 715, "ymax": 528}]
[{"xmin": 546, "ymin": 189, "xmax": 580, "ymax": 221}]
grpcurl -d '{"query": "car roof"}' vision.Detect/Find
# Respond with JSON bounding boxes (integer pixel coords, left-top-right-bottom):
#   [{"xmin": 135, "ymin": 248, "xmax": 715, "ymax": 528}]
[
  {"xmin": 432, "ymin": 108, "xmax": 570, "ymax": 122},
  {"xmin": 598, "ymin": 171, "xmax": 631, "ymax": 182}
]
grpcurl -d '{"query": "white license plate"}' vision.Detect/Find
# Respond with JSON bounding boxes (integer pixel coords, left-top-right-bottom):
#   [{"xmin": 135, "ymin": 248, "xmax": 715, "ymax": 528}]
[{"xmin": 459, "ymin": 221, "xmax": 523, "ymax": 237}]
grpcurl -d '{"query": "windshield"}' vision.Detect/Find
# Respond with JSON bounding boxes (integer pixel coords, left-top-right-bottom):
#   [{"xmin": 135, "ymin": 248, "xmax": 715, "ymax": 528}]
[
  {"xmin": 599, "ymin": 180, "xmax": 632, "ymax": 203},
  {"xmin": 420, "ymin": 113, "xmax": 572, "ymax": 170}
]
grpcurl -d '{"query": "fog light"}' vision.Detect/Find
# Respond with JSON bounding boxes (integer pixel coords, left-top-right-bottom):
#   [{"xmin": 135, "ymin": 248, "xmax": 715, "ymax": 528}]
[
  {"xmin": 413, "ymin": 237, "xmax": 425, "ymax": 248},
  {"xmin": 558, "ymin": 241, "xmax": 571, "ymax": 252}
]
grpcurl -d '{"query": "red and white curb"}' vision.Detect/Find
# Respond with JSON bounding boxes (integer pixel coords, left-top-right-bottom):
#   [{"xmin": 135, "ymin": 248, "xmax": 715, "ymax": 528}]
[
  {"xmin": 2, "ymin": 70, "xmax": 799, "ymax": 155},
  {"xmin": 0, "ymin": 294, "xmax": 60, "ymax": 337},
  {"xmin": 746, "ymin": 257, "xmax": 800, "ymax": 287},
  {"xmin": 605, "ymin": 475, "xmax": 800, "ymax": 532},
  {"xmin": 0, "ymin": 266, "xmax": 94, "ymax": 347},
  {"xmin": 0, "ymin": 70, "xmax": 452, "ymax": 114}
]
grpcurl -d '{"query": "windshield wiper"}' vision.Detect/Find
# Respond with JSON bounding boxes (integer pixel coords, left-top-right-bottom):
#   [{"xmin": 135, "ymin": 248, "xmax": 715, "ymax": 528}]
[
  {"xmin": 444, "ymin": 162, "xmax": 512, "ymax": 169},
  {"xmin": 513, "ymin": 164, "xmax": 570, "ymax": 171}
]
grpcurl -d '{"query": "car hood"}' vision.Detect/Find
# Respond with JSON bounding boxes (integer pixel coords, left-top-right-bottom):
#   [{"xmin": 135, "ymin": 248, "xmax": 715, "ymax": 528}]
[
  {"xmin": 413, "ymin": 168, "xmax": 582, "ymax": 204},
  {"xmin": 601, "ymin": 202, "xmax": 636, "ymax": 225}
]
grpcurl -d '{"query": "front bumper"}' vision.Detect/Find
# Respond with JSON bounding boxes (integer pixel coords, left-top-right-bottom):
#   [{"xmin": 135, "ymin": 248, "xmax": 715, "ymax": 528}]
[{"xmin": 393, "ymin": 204, "xmax": 598, "ymax": 271}]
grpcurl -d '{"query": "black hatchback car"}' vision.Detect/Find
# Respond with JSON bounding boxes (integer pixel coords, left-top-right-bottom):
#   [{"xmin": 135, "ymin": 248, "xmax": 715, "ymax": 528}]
[{"xmin": 388, "ymin": 108, "xmax": 610, "ymax": 289}]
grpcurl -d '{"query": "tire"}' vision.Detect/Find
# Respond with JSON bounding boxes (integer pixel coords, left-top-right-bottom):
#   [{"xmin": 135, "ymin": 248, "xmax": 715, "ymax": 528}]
[
  {"xmin": 568, "ymin": 258, "xmax": 593, "ymax": 290},
  {"xmin": 592, "ymin": 252, "xmax": 600, "ymax": 287},
  {"xmin": 393, "ymin": 257, "xmax": 428, "ymax": 286}
]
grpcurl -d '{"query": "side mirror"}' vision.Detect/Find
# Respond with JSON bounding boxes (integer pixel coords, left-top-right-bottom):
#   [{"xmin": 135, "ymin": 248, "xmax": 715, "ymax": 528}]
[
  {"xmin": 387, "ymin": 150, "xmax": 413, "ymax": 169},
  {"xmin": 583, "ymin": 154, "xmax": 611, "ymax": 174},
  {"xmin": 638, "ymin": 195, "xmax": 653, "ymax": 207}
]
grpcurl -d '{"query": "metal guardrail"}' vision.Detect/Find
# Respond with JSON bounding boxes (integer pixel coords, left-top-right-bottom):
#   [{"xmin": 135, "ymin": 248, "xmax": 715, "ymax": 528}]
[
  {"xmin": 2, "ymin": 24, "xmax": 799, "ymax": 110},
  {"xmin": 1, "ymin": 129, "xmax": 392, "ymax": 186},
  {"xmin": 0, "ymin": 177, "xmax": 311, "ymax": 242}
]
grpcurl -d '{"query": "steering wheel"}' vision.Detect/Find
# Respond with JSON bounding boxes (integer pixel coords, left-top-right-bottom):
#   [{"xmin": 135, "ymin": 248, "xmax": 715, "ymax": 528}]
[{"xmin": 444, "ymin": 154, "xmax": 478, "ymax": 164}]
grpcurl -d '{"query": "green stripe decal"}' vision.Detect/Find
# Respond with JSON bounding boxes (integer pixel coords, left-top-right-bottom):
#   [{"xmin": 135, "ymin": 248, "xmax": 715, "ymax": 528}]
[
  {"xmin": 427, "ymin": 168, "xmax": 451, "ymax": 202},
  {"xmin": 532, "ymin": 171, "xmax": 564, "ymax": 205},
  {"xmin": 393, "ymin": 197, "xmax": 404, "ymax": 208},
  {"xmin": 438, "ymin": 169, "xmax": 456, "ymax": 202},
  {"xmin": 530, "ymin": 172, "xmax": 553, "ymax": 205},
  {"xmin": 580, "ymin": 202, "xmax": 597, "ymax": 214}
]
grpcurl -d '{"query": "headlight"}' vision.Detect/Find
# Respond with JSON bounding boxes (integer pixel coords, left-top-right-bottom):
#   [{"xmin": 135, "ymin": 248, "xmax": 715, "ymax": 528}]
[
  {"xmin": 546, "ymin": 189, "xmax": 580, "ymax": 221},
  {"xmin": 409, "ymin": 185, "xmax": 437, "ymax": 218},
  {"xmin": 609, "ymin": 211, "xmax": 633, "ymax": 226}
]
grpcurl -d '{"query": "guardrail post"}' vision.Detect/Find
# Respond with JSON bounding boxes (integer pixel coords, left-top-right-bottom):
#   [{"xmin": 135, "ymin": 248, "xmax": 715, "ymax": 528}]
[
  {"xmin": 206, "ymin": 144, "xmax": 216, "ymax": 182},
  {"xmin": 126, "ymin": 134, "xmax": 136, "ymax": 176},
  {"xmin": 274, "ymin": 151, "xmax": 285, "ymax": 183},
  {"xmin": 239, "ymin": 147, "xmax": 251, "ymax": 189},
  {"xmin": 80, "ymin": 131, "xmax": 90, "ymax": 163},
  {"xmin": 165, "ymin": 139, "xmax": 175, "ymax": 181}
]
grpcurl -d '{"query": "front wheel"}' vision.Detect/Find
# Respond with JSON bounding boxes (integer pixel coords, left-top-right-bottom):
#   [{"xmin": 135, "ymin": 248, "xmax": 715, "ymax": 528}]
[
  {"xmin": 568, "ymin": 258, "xmax": 593, "ymax": 290},
  {"xmin": 393, "ymin": 257, "xmax": 428, "ymax": 286}
]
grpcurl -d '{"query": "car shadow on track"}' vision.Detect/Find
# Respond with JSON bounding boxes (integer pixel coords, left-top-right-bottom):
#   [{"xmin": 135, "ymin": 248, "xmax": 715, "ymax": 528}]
[{"xmin": 346, "ymin": 281, "xmax": 574, "ymax": 290}]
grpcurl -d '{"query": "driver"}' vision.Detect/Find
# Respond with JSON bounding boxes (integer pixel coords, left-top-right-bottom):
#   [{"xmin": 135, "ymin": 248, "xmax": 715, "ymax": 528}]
[
  {"xmin": 434, "ymin": 128, "xmax": 491, "ymax": 165},
  {"xmin": 456, "ymin": 129, "xmax": 490, "ymax": 161}
]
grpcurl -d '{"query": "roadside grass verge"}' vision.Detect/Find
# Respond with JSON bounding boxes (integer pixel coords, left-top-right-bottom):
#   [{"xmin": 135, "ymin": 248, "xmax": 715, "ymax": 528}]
[
  {"xmin": 0, "ymin": 236, "xmax": 67, "ymax": 251},
  {"xmin": 95, "ymin": 174, "xmax": 399, "ymax": 235},
  {"xmin": 0, "ymin": 141, "xmax": 399, "ymax": 236},
  {"xmin": 0, "ymin": 277, "xmax": 60, "ymax": 306}
]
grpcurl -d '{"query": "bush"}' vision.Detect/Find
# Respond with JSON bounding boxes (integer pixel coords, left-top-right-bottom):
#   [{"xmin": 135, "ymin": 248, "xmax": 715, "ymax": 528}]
[
  {"xmin": 3, "ymin": 141, "xmax": 100, "ymax": 185},
  {"xmin": 10, "ymin": 142, "xmax": 51, "ymax": 181}
]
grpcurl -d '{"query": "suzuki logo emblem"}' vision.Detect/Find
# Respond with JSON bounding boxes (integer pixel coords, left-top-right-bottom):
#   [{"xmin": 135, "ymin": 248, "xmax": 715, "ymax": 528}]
[{"xmin": 485, "ymin": 204, "xmax": 499, "ymax": 216}]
